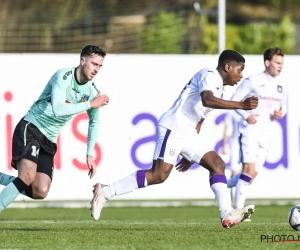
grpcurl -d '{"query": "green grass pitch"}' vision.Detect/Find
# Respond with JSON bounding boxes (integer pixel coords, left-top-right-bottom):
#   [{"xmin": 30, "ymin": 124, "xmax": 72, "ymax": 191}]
[{"xmin": 0, "ymin": 205, "xmax": 300, "ymax": 250}]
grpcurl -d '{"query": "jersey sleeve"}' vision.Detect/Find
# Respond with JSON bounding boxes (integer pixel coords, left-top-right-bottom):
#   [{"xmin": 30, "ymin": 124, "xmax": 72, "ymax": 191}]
[
  {"xmin": 197, "ymin": 72, "xmax": 220, "ymax": 95},
  {"xmin": 51, "ymin": 71, "xmax": 91, "ymax": 116},
  {"xmin": 231, "ymin": 78, "xmax": 253, "ymax": 120},
  {"xmin": 86, "ymin": 107, "xmax": 100, "ymax": 156}
]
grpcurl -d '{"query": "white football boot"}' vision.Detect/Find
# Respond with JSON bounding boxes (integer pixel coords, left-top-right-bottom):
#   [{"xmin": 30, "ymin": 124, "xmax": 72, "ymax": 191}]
[
  {"xmin": 221, "ymin": 204, "xmax": 255, "ymax": 229},
  {"xmin": 90, "ymin": 183, "xmax": 109, "ymax": 221}
]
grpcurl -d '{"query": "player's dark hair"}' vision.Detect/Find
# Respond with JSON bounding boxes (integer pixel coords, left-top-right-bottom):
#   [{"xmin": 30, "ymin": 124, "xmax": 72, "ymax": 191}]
[
  {"xmin": 218, "ymin": 50, "xmax": 245, "ymax": 67},
  {"xmin": 263, "ymin": 47, "xmax": 285, "ymax": 62},
  {"xmin": 80, "ymin": 45, "xmax": 106, "ymax": 58}
]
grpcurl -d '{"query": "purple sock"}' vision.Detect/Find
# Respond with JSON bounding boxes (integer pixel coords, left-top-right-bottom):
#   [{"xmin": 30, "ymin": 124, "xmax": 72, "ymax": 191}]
[
  {"xmin": 209, "ymin": 174, "xmax": 227, "ymax": 186},
  {"xmin": 209, "ymin": 174, "xmax": 232, "ymax": 213},
  {"xmin": 239, "ymin": 173, "xmax": 252, "ymax": 183},
  {"xmin": 136, "ymin": 170, "xmax": 146, "ymax": 188}
]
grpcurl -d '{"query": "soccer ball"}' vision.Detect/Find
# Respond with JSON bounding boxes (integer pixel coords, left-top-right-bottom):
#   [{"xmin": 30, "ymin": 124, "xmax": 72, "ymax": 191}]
[{"xmin": 288, "ymin": 205, "xmax": 300, "ymax": 230}]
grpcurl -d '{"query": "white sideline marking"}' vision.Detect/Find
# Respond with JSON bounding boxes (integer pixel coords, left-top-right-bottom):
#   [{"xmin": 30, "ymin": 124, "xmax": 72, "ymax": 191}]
[{"xmin": 6, "ymin": 199, "xmax": 300, "ymax": 209}]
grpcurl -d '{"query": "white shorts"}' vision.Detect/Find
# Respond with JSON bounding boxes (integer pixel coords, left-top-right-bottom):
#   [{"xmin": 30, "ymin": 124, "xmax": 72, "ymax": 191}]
[
  {"xmin": 153, "ymin": 125, "xmax": 214, "ymax": 165},
  {"xmin": 180, "ymin": 131, "xmax": 215, "ymax": 164},
  {"xmin": 239, "ymin": 124, "xmax": 270, "ymax": 168}
]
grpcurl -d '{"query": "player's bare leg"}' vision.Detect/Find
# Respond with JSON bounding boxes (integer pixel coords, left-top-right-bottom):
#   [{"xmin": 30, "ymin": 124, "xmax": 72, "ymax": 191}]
[
  {"xmin": 0, "ymin": 159, "xmax": 36, "ymax": 212},
  {"xmin": 91, "ymin": 159, "xmax": 173, "ymax": 220},
  {"xmin": 29, "ymin": 173, "xmax": 52, "ymax": 199},
  {"xmin": 145, "ymin": 159, "xmax": 173, "ymax": 185},
  {"xmin": 0, "ymin": 172, "xmax": 51, "ymax": 200}
]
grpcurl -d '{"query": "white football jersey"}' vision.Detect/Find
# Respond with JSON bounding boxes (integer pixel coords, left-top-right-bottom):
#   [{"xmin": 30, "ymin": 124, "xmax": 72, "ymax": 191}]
[
  {"xmin": 231, "ymin": 72, "xmax": 288, "ymax": 126},
  {"xmin": 159, "ymin": 68, "xmax": 224, "ymax": 133}
]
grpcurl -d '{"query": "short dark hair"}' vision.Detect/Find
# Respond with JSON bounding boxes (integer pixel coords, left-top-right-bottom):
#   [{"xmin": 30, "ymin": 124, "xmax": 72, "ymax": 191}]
[
  {"xmin": 218, "ymin": 50, "xmax": 245, "ymax": 66},
  {"xmin": 80, "ymin": 45, "xmax": 106, "ymax": 58},
  {"xmin": 263, "ymin": 47, "xmax": 285, "ymax": 62}
]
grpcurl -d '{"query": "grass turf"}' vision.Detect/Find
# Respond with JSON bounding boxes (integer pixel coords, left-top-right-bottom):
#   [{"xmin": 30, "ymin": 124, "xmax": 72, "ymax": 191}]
[{"xmin": 0, "ymin": 205, "xmax": 299, "ymax": 250}]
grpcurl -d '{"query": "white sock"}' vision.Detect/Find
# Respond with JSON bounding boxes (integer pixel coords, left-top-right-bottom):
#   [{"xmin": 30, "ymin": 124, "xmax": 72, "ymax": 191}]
[
  {"xmin": 230, "ymin": 187, "xmax": 236, "ymax": 206},
  {"xmin": 209, "ymin": 175, "xmax": 233, "ymax": 219},
  {"xmin": 234, "ymin": 173, "xmax": 252, "ymax": 209},
  {"xmin": 102, "ymin": 170, "xmax": 147, "ymax": 198},
  {"xmin": 227, "ymin": 173, "xmax": 241, "ymax": 188}
]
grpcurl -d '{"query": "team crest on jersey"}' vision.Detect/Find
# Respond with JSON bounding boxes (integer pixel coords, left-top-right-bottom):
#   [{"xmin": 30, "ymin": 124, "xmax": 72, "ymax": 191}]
[
  {"xmin": 277, "ymin": 85, "xmax": 283, "ymax": 93},
  {"xmin": 169, "ymin": 148, "xmax": 176, "ymax": 157},
  {"xmin": 79, "ymin": 95, "xmax": 90, "ymax": 103},
  {"xmin": 63, "ymin": 70, "xmax": 72, "ymax": 80}
]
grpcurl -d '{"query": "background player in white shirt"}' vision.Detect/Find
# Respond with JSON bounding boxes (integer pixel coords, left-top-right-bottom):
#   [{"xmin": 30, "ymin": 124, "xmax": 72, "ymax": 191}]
[
  {"xmin": 91, "ymin": 50, "xmax": 259, "ymax": 229},
  {"xmin": 228, "ymin": 47, "xmax": 288, "ymax": 210},
  {"xmin": 222, "ymin": 110, "xmax": 242, "ymax": 203}
]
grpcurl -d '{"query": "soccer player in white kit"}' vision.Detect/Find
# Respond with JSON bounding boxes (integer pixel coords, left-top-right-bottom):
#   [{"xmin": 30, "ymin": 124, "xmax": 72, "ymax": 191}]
[
  {"xmin": 90, "ymin": 50, "xmax": 258, "ymax": 229},
  {"xmin": 228, "ymin": 47, "xmax": 288, "ymax": 210}
]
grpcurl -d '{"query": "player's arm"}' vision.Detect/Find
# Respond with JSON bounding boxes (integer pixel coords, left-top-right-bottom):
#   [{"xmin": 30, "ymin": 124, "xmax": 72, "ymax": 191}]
[
  {"xmin": 199, "ymin": 73, "xmax": 257, "ymax": 110},
  {"xmin": 51, "ymin": 76, "xmax": 91, "ymax": 116},
  {"xmin": 86, "ymin": 107, "xmax": 100, "ymax": 179},
  {"xmin": 201, "ymin": 90, "xmax": 257, "ymax": 110},
  {"xmin": 86, "ymin": 107, "xmax": 100, "ymax": 156},
  {"xmin": 51, "ymin": 73, "xmax": 109, "ymax": 117}
]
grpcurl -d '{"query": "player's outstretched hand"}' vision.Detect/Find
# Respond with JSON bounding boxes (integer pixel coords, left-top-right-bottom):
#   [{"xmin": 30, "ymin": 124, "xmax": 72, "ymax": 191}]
[
  {"xmin": 241, "ymin": 96, "xmax": 258, "ymax": 110},
  {"xmin": 90, "ymin": 94, "xmax": 109, "ymax": 108},
  {"xmin": 175, "ymin": 157, "xmax": 193, "ymax": 172},
  {"xmin": 86, "ymin": 155, "xmax": 96, "ymax": 178}
]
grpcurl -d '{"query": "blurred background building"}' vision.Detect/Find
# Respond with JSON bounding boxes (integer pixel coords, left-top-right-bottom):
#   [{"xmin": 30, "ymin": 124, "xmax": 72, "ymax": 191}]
[{"xmin": 0, "ymin": 0, "xmax": 299, "ymax": 54}]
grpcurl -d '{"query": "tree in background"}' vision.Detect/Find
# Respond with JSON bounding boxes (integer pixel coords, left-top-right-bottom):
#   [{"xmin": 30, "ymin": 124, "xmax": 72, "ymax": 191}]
[
  {"xmin": 141, "ymin": 11, "xmax": 185, "ymax": 54},
  {"xmin": 141, "ymin": 13, "xmax": 296, "ymax": 54},
  {"xmin": 199, "ymin": 15, "xmax": 296, "ymax": 54},
  {"xmin": 0, "ymin": 0, "xmax": 298, "ymax": 54}
]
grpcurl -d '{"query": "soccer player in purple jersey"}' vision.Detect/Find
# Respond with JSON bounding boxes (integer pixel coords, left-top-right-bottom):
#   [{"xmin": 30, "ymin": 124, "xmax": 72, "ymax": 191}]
[
  {"xmin": 0, "ymin": 45, "xmax": 109, "ymax": 213},
  {"xmin": 90, "ymin": 50, "xmax": 258, "ymax": 229}
]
